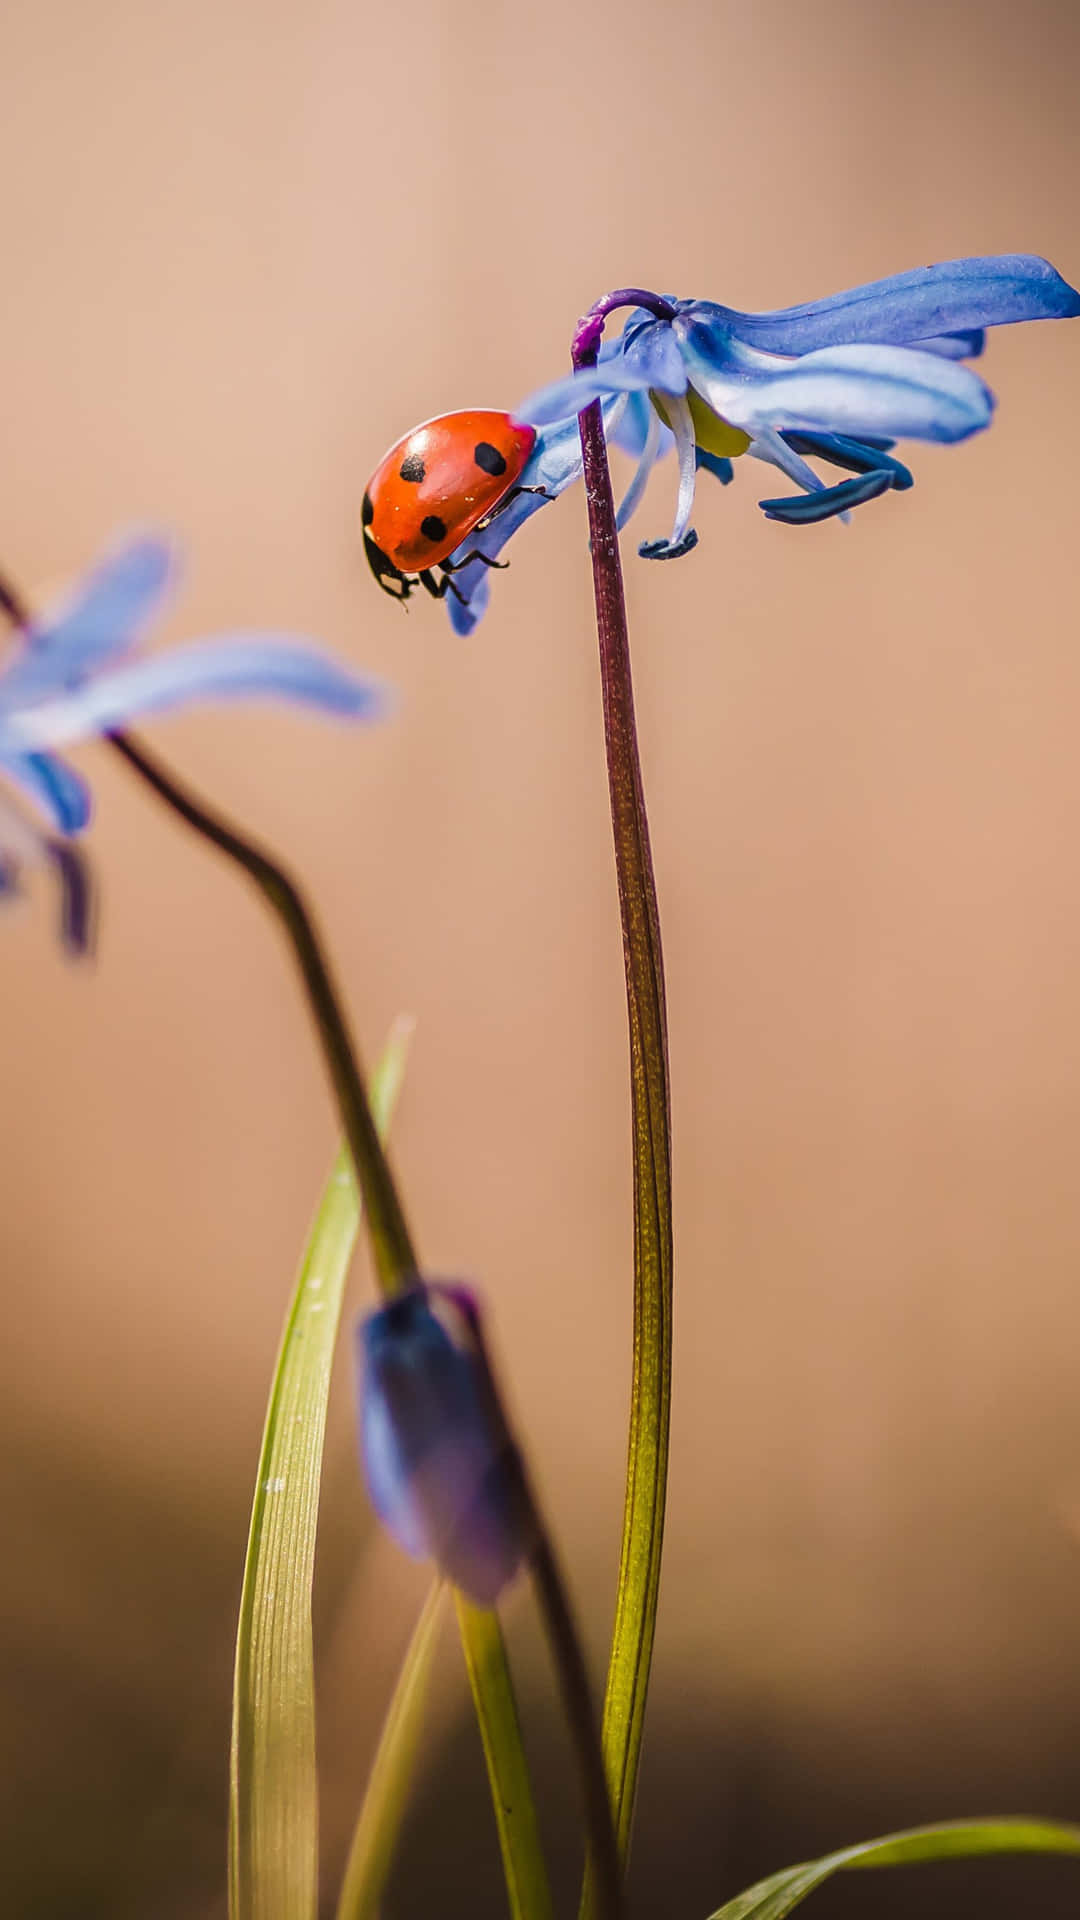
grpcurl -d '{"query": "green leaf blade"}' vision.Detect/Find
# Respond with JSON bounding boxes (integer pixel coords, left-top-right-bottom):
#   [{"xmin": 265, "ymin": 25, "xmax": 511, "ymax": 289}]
[
  {"xmin": 228, "ymin": 1018, "xmax": 413, "ymax": 1920},
  {"xmin": 335, "ymin": 1581, "xmax": 446, "ymax": 1920},
  {"xmin": 706, "ymin": 1816, "xmax": 1080, "ymax": 1920},
  {"xmin": 456, "ymin": 1596, "xmax": 556, "ymax": 1920}
]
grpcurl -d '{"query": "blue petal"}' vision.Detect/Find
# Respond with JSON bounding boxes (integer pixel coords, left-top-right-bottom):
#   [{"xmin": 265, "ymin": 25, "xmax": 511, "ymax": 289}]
[
  {"xmin": 517, "ymin": 360, "xmax": 652, "ymax": 427},
  {"xmin": 618, "ymin": 318, "xmax": 687, "ymax": 394},
  {"xmin": 681, "ymin": 255, "xmax": 1080, "ymax": 354},
  {"xmin": 684, "ymin": 336, "xmax": 994, "ymax": 444},
  {"xmin": 610, "ymin": 388, "xmax": 675, "ymax": 460},
  {"xmin": 912, "ymin": 329, "xmax": 986, "ymax": 360},
  {"xmin": 1, "ymin": 534, "xmax": 174, "ymax": 705},
  {"xmin": 519, "ymin": 318, "xmax": 685, "ymax": 430},
  {"xmin": 759, "ymin": 468, "xmax": 895, "ymax": 523},
  {"xmin": 616, "ymin": 401, "xmax": 662, "ymax": 530},
  {"xmin": 780, "ymin": 431, "xmax": 914, "ymax": 489},
  {"xmin": 1, "ymin": 750, "xmax": 92, "ymax": 831},
  {"xmin": 445, "ymin": 416, "xmax": 583, "ymax": 635},
  {"xmin": 0, "ymin": 784, "xmax": 93, "ymax": 954},
  {"xmin": 356, "ymin": 1284, "xmax": 531, "ymax": 1605},
  {"xmin": 447, "ymin": 567, "xmax": 491, "ymax": 637},
  {"xmin": 3, "ymin": 638, "xmax": 390, "ymax": 747},
  {"xmin": 695, "ymin": 449, "xmax": 734, "ymax": 484}
]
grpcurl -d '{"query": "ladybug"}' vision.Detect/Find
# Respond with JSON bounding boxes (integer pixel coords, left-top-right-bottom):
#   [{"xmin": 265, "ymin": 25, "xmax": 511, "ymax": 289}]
[{"xmin": 362, "ymin": 410, "xmax": 547, "ymax": 605}]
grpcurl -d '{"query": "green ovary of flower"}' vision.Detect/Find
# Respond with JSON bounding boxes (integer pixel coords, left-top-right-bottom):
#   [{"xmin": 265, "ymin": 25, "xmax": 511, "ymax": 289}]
[{"xmin": 651, "ymin": 387, "xmax": 752, "ymax": 459}]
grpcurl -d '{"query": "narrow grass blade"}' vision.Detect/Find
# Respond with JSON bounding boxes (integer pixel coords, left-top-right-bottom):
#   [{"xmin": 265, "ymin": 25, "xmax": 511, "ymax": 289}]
[
  {"xmin": 457, "ymin": 1596, "xmax": 556, "ymax": 1920},
  {"xmin": 706, "ymin": 1816, "xmax": 1080, "ymax": 1920},
  {"xmin": 228, "ymin": 1018, "xmax": 414, "ymax": 1920},
  {"xmin": 335, "ymin": 1581, "xmax": 445, "ymax": 1920}
]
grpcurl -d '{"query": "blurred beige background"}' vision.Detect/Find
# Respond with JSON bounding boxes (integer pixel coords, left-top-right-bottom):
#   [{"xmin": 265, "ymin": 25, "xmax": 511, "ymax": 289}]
[{"xmin": 2, "ymin": 0, "xmax": 1080, "ymax": 1913}]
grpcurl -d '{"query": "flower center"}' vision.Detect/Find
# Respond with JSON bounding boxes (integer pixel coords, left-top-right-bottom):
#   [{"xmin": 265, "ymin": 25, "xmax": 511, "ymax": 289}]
[{"xmin": 651, "ymin": 388, "xmax": 751, "ymax": 459}]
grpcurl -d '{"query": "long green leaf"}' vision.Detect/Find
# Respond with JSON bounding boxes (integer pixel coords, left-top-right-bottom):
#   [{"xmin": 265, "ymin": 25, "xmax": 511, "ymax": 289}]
[
  {"xmin": 457, "ymin": 1596, "xmax": 556, "ymax": 1920},
  {"xmin": 335, "ymin": 1581, "xmax": 446, "ymax": 1920},
  {"xmin": 706, "ymin": 1816, "xmax": 1080, "ymax": 1920},
  {"xmin": 228, "ymin": 1018, "xmax": 414, "ymax": 1920}
]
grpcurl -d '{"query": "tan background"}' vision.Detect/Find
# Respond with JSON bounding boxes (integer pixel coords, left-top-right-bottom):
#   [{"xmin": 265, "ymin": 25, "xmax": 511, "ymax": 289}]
[{"xmin": 2, "ymin": 0, "xmax": 1080, "ymax": 1913}]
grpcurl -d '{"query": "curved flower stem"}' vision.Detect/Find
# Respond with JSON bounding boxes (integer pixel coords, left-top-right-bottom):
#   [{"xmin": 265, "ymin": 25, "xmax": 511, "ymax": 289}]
[
  {"xmin": 0, "ymin": 561, "xmax": 560, "ymax": 1917},
  {"xmin": 104, "ymin": 731, "xmax": 555, "ymax": 1919},
  {"xmin": 106, "ymin": 730, "xmax": 416, "ymax": 1295},
  {"xmin": 572, "ymin": 291, "xmax": 677, "ymax": 367},
  {"xmin": 572, "ymin": 301, "xmax": 674, "ymax": 1909}
]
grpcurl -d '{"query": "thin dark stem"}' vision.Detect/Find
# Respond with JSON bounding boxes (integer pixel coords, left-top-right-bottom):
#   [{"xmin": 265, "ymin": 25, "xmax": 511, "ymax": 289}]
[
  {"xmin": 572, "ymin": 298, "xmax": 674, "ymax": 1908},
  {"xmin": 106, "ymin": 729, "xmax": 418, "ymax": 1297},
  {"xmin": 0, "ymin": 566, "xmax": 414, "ymax": 1288},
  {"xmin": 0, "ymin": 574, "xmax": 28, "ymax": 628}
]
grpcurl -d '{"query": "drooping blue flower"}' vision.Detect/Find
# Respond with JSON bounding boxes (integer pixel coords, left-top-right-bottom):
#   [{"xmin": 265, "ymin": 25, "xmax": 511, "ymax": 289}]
[
  {"xmin": 357, "ymin": 1281, "xmax": 533, "ymax": 1604},
  {"xmin": 446, "ymin": 253, "xmax": 1079, "ymax": 631},
  {"xmin": 0, "ymin": 533, "xmax": 390, "ymax": 948}
]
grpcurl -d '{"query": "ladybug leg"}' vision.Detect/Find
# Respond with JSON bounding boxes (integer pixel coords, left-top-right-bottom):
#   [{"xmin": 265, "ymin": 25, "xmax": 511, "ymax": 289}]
[
  {"xmin": 440, "ymin": 550, "xmax": 509, "ymax": 575},
  {"xmin": 477, "ymin": 483, "xmax": 556, "ymax": 531},
  {"xmin": 418, "ymin": 567, "xmax": 469, "ymax": 606}
]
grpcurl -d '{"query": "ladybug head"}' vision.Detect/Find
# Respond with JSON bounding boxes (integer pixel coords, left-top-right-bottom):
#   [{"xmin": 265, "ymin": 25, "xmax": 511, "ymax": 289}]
[{"xmin": 361, "ymin": 492, "xmax": 413, "ymax": 604}]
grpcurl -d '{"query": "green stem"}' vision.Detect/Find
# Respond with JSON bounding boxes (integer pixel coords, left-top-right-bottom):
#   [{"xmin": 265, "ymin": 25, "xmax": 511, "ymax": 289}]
[{"xmin": 573, "ymin": 371, "xmax": 674, "ymax": 1905}]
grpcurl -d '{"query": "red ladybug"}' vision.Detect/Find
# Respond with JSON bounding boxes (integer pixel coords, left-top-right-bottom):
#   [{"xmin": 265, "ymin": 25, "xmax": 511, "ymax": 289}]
[{"xmin": 362, "ymin": 409, "xmax": 545, "ymax": 605}]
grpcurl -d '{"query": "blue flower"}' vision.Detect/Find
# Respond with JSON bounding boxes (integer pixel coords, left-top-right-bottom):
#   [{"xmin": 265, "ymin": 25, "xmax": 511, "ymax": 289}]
[
  {"xmin": 446, "ymin": 253, "xmax": 1079, "ymax": 631},
  {"xmin": 0, "ymin": 533, "xmax": 390, "ymax": 949},
  {"xmin": 356, "ymin": 1281, "xmax": 533, "ymax": 1604}
]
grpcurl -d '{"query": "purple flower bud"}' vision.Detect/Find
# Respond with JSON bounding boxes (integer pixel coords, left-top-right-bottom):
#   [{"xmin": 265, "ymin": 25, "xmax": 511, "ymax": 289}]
[{"xmin": 356, "ymin": 1282, "xmax": 535, "ymax": 1606}]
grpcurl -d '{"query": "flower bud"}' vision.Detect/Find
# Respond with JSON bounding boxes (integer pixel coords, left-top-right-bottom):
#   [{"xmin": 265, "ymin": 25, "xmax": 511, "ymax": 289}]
[{"xmin": 356, "ymin": 1282, "xmax": 534, "ymax": 1605}]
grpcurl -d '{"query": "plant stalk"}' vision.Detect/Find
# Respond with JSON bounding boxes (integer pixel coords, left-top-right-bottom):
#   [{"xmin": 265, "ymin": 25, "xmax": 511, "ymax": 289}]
[
  {"xmin": 106, "ymin": 729, "xmax": 416, "ymax": 1296},
  {"xmin": 572, "ymin": 299, "xmax": 675, "ymax": 1907}
]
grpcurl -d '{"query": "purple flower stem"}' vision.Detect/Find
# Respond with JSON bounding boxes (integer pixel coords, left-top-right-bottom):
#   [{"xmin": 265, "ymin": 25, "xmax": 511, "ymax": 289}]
[
  {"xmin": 572, "ymin": 298, "xmax": 675, "ymax": 1907},
  {"xmin": 571, "ymin": 290, "xmax": 677, "ymax": 366}
]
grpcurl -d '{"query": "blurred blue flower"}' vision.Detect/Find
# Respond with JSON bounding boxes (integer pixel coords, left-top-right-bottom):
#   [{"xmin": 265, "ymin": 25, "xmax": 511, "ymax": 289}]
[
  {"xmin": 0, "ymin": 533, "xmax": 389, "ymax": 949},
  {"xmin": 447, "ymin": 253, "xmax": 1079, "ymax": 631},
  {"xmin": 357, "ymin": 1281, "xmax": 533, "ymax": 1604}
]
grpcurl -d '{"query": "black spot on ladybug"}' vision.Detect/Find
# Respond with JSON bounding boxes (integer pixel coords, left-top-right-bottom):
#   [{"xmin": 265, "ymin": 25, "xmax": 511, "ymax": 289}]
[
  {"xmin": 361, "ymin": 491, "xmax": 374, "ymax": 526},
  {"xmin": 399, "ymin": 452, "xmax": 426, "ymax": 483},
  {"xmin": 474, "ymin": 441, "xmax": 507, "ymax": 477},
  {"xmin": 421, "ymin": 514, "xmax": 447, "ymax": 544}
]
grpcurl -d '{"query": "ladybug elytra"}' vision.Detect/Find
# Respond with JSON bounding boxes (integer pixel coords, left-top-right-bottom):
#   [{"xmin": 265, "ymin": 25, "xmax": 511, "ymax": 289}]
[{"xmin": 362, "ymin": 410, "xmax": 547, "ymax": 605}]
